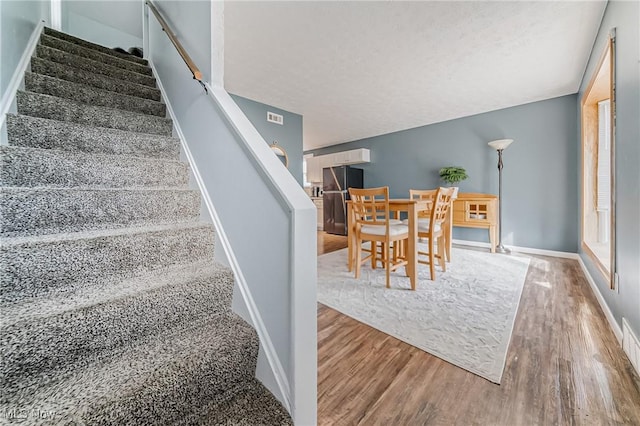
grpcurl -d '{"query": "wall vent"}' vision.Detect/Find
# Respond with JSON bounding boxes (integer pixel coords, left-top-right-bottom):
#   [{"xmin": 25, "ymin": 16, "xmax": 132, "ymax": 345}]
[{"xmin": 267, "ymin": 111, "xmax": 284, "ymax": 125}]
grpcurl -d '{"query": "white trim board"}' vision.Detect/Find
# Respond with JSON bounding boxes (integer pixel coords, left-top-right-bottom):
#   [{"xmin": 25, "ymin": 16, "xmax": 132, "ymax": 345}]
[
  {"xmin": 0, "ymin": 20, "xmax": 45, "ymax": 134},
  {"xmin": 50, "ymin": 0, "xmax": 62, "ymax": 31},
  {"xmin": 577, "ymin": 256, "xmax": 623, "ymax": 344},
  {"xmin": 452, "ymin": 239, "xmax": 579, "ymax": 259},
  {"xmin": 453, "ymin": 239, "xmax": 623, "ymax": 344},
  {"xmin": 148, "ymin": 62, "xmax": 292, "ymax": 413}
]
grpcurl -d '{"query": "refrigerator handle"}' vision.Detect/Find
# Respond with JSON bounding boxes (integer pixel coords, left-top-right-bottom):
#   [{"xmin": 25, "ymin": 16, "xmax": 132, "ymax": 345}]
[{"xmin": 329, "ymin": 167, "xmax": 342, "ymax": 191}]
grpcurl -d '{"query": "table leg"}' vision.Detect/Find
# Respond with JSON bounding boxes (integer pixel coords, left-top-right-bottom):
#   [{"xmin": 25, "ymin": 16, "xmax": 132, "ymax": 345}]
[
  {"xmin": 489, "ymin": 224, "xmax": 496, "ymax": 253},
  {"xmin": 445, "ymin": 212, "xmax": 452, "ymax": 262},
  {"xmin": 347, "ymin": 202, "xmax": 354, "ymax": 271}
]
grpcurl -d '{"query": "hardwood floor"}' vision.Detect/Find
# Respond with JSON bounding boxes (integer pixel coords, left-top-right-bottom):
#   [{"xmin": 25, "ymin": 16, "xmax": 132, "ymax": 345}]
[
  {"xmin": 317, "ymin": 230, "xmax": 348, "ymax": 256},
  {"xmin": 316, "ymin": 232, "xmax": 640, "ymax": 425}
]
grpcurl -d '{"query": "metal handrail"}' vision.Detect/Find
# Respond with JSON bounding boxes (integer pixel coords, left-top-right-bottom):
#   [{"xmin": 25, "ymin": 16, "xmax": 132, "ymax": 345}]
[{"xmin": 145, "ymin": 0, "xmax": 205, "ymax": 90}]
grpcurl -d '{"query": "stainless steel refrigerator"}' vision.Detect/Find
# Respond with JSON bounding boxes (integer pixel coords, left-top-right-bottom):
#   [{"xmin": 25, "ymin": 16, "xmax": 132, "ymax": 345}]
[{"xmin": 323, "ymin": 166, "xmax": 364, "ymax": 235}]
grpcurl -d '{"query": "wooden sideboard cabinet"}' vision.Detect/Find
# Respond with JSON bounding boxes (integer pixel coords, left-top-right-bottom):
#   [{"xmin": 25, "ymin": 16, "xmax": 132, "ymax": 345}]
[{"xmin": 451, "ymin": 193, "xmax": 498, "ymax": 253}]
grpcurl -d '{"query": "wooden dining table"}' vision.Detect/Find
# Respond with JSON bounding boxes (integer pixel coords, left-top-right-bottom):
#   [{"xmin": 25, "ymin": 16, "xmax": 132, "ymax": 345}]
[{"xmin": 346, "ymin": 199, "xmax": 432, "ymax": 291}]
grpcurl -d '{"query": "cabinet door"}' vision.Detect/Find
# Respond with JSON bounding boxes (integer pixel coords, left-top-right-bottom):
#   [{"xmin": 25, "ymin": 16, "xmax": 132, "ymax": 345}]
[
  {"xmin": 307, "ymin": 158, "xmax": 320, "ymax": 183},
  {"xmin": 314, "ymin": 200, "xmax": 324, "ymax": 229},
  {"xmin": 334, "ymin": 152, "xmax": 348, "ymax": 165},
  {"xmin": 465, "ymin": 201, "xmax": 490, "ymax": 223}
]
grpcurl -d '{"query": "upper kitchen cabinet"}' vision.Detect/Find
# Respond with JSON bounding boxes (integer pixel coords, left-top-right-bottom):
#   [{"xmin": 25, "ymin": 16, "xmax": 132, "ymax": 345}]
[
  {"xmin": 306, "ymin": 156, "xmax": 323, "ymax": 183},
  {"xmin": 307, "ymin": 148, "xmax": 370, "ymax": 182}
]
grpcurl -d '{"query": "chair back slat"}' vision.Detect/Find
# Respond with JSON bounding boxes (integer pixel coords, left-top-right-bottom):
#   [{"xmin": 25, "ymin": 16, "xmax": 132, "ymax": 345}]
[
  {"xmin": 349, "ymin": 187, "xmax": 391, "ymax": 229},
  {"xmin": 409, "ymin": 189, "xmax": 437, "ymax": 218},
  {"xmin": 430, "ymin": 187, "xmax": 456, "ymax": 226},
  {"xmin": 405, "ymin": 187, "xmax": 455, "ymax": 280}
]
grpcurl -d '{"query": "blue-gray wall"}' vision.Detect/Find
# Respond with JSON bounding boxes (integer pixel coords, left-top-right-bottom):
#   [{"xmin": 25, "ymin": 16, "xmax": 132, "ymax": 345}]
[
  {"xmin": 308, "ymin": 95, "xmax": 578, "ymax": 252},
  {"xmin": 62, "ymin": 1, "xmax": 143, "ymax": 50},
  {"xmin": 149, "ymin": 1, "xmax": 310, "ymax": 411},
  {"xmin": 578, "ymin": 0, "xmax": 640, "ymax": 337},
  {"xmin": 151, "ymin": 1, "xmax": 212, "ymax": 82},
  {"xmin": 231, "ymin": 94, "xmax": 304, "ymax": 185},
  {"xmin": 0, "ymin": 0, "xmax": 49, "ymax": 97}
]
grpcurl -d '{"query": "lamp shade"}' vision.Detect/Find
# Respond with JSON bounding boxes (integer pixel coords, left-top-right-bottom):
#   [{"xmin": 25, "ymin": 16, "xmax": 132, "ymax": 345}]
[{"xmin": 488, "ymin": 139, "xmax": 514, "ymax": 150}]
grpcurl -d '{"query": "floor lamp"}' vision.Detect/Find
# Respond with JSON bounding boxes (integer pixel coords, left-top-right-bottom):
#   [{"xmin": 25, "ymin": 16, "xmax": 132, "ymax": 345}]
[{"xmin": 488, "ymin": 139, "xmax": 513, "ymax": 254}]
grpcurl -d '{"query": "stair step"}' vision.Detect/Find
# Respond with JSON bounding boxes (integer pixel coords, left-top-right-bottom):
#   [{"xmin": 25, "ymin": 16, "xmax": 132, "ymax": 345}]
[
  {"xmin": 0, "ymin": 222, "xmax": 215, "ymax": 304},
  {"xmin": 2, "ymin": 262, "xmax": 235, "ymax": 395},
  {"xmin": 6, "ymin": 114, "xmax": 180, "ymax": 160},
  {"xmin": 39, "ymin": 33, "xmax": 152, "ymax": 76},
  {"xmin": 44, "ymin": 26, "xmax": 148, "ymax": 66},
  {"xmin": 193, "ymin": 379, "xmax": 293, "ymax": 426},
  {"xmin": 34, "ymin": 44, "xmax": 157, "ymax": 88},
  {"xmin": 0, "ymin": 187, "xmax": 201, "ymax": 237},
  {"xmin": 17, "ymin": 91, "xmax": 173, "ymax": 136},
  {"xmin": 1, "ymin": 260, "xmax": 223, "ymax": 325},
  {"xmin": 2, "ymin": 314, "xmax": 258, "ymax": 424},
  {"xmin": 0, "ymin": 146, "xmax": 189, "ymax": 188},
  {"xmin": 31, "ymin": 56, "xmax": 161, "ymax": 101},
  {"xmin": 25, "ymin": 72, "xmax": 166, "ymax": 117}
]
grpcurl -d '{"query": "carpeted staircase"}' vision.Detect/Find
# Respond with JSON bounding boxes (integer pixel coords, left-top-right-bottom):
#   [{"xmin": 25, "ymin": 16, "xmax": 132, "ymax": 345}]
[{"xmin": 0, "ymin": 27, "xmax": 292, "ymax": 425}]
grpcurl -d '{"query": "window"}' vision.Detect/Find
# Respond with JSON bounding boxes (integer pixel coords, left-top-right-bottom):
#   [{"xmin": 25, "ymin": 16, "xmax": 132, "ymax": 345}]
[
  {"xmin": 581, "ymin": 31, "xmax": 616, "ymax": 288},
  {"xmin": 596, "ymin": 100, "xmax": 611, "ymax": 243}
]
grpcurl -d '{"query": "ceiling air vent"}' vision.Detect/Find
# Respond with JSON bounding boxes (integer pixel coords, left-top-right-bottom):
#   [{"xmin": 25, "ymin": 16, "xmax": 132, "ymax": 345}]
[{"xmin": 267, "ymin": 111, "xmax": 284, "ymax": 125}]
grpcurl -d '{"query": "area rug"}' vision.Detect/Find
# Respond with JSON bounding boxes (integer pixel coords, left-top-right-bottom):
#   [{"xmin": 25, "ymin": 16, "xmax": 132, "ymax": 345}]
[{"xmin": 317, "ymin": 245, "xmax": 531, "ymax": 383}]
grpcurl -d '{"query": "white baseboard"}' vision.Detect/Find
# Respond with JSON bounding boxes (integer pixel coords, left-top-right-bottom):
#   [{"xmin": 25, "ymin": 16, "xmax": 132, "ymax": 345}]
[
  {"xmin": 0, "ymin": 20, "xmax": 45, "ymax": 134},
  {"xmin": 452, "ymin": 239, "xmax": 579, "ymax": 259},
  {"xmin": 576, "ymin": 256, "xmax": 623, "ymax": 344},
  {"xmin": 149, "ymin": 62, "xmax": 292, "ymax": 412},
  {"xmin": 622, "ymin": 318, "xmax": 640, "ymax": 377},
  {"xmin": 453, "ymin": 239, "xmax": 624, "ymax": 345}
]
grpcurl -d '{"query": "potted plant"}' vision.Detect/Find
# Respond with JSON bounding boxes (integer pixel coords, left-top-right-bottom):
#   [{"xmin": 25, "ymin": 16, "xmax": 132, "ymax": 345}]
[{"xmin": 439, "ymin": 166, "xmax": 468, "ymax": 198}]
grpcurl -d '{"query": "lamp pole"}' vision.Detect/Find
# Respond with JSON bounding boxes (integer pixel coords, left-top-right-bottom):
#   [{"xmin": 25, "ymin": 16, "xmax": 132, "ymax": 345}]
[
  {"xmin": 495, "ymin": 148, "xmax": 509, "ymax": 254},
  {"xmin": 488, "ymin": 139, "xmax": 513, "ymax": 254}
]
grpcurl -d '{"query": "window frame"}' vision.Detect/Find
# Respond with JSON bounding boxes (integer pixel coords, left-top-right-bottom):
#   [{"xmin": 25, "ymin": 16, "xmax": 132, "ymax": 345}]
[{"xmin": 580, "ymin": 30, "xmax": 617, "ymax": 289}]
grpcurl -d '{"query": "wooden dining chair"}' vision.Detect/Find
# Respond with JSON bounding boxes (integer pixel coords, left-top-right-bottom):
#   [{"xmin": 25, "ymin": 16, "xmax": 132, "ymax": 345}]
[
  {"xmin": 349, "ymin": 186, "xmax": 409, "ymax": 289},
  {"xmin": 408, "ymin": 188, "xmax": 454, "ymax": 263},
  {"xmin": 405, "ymin": 187, "xmax": 456, "ymax": 280}
]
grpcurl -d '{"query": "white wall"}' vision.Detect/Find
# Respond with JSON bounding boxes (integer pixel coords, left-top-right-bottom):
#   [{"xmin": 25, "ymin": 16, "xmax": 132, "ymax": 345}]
[
  {"xmin": 61, "ymin": 1, "xmax": 142, "ymax": 49},
  {"xmin": 63, "ymin": 11, "xmax": 142, "ymax": 49},
  {"xmin": 0, "ymin": 0, "xmax": 49, "ymax": 97}
]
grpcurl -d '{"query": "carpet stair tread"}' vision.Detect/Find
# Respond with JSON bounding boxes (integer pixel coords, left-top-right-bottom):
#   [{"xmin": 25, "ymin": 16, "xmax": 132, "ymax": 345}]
[
  {"xmin": 6, "ymin": 114, "xmax": 180, "ymax": 159},
  {"xmin": 30, "ymin": 57, "xmax": 161, "ymax": 101},
  {"xmin": 1, "ymin": 259, "xmax": 228, "ymax": 325},
  {"xmin": 0, "ymin": 145, "xmax": 189, "ymax": 188},
  {"xmin": 17, "ymin": 91, "xmax": 173, "ymax": 136},
  {"xmin": 0, "ymin": 222, "xmax": 215, "ymax": 304},
  {"xmin": 44, "ymin": 26, "xmax": 148, "ymax": 66},
  {"xmin": 39, "ymin": 33, "xmax": 152, "ymax": 76},
  {"xmin": 193, "ymin": 379, "xmax": 293, "ymax": 426},
  {"xmin": 3, "ymin": 314, "xmax": 259, "ymax": 425},
  {"xmin": 0, "ymin": 187, "xmax": 201, "ymax": 237},
  {"xmin": 25, "ymin": 72, "xmax": 166, "ymax": 117},
  {"xmin": 34, "ymin": 44, "xmax": 156, "ymax": 88},
  {"xmin": 2, "ymin": 262, "xmax": 236, "ymax": 394}
]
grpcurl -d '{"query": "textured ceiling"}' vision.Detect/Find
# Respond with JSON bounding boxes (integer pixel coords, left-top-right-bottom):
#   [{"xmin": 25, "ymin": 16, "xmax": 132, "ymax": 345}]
[{"xmin": 224, "ymin": 1, "xmax": 606, "ymax": 150}]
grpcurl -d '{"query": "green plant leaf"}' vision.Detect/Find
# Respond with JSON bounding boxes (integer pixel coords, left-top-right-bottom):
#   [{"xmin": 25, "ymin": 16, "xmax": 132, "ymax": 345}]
[{"xmin": 439, "ymin": 166, "xmax": 468, "ymax": 184}]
